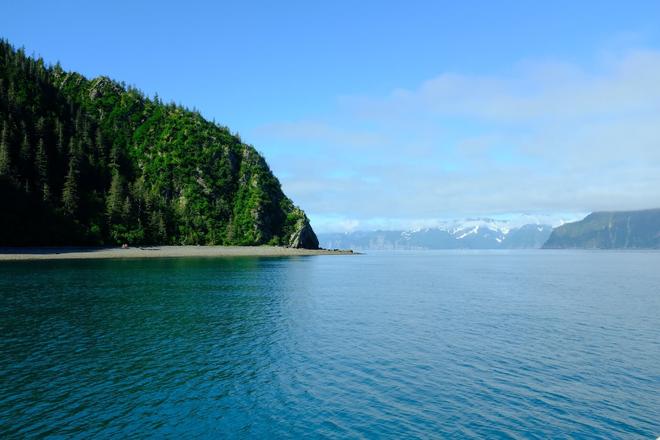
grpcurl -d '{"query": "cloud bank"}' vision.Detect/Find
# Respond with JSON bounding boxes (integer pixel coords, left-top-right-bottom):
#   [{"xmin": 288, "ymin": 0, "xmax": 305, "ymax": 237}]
[{"xmin": 251, "ymin": 49, "xmax": 660, "ymax": 232}]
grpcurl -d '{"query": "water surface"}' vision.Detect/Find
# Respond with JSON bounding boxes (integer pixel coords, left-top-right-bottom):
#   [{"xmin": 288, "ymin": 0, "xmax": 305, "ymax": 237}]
[{"xmin": 1, "ymin": 251, "xmax": 659, "ymax": 438}]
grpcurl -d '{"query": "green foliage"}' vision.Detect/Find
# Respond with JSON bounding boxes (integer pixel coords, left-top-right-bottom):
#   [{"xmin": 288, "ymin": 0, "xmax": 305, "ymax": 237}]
[
  {"xmin": 61, "ymin": 154, "xmax": 79, "ymax": 217},
  {"xmin": 0, "ymin": 121, "xmax": 10, "ymax": 176},
  {"xmin": 0, "ymin": 39, "xmax": 314, "ymax": 246},
  {"xmin": 35, "ymin": 138, "xmax": 49, "ymax": 202}
]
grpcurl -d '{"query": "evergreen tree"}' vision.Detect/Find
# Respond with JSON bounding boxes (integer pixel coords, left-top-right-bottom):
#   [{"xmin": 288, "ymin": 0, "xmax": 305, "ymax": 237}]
[
  {"xmin": 106, "ymin": 170, "xmax": 124, "ymax": 221},
  {"xmin": 19, "ymin": 132, "xmax": 31, "ymax": 192},
  {"xmin": 0, "ymin": 121, "xmax": 10, "ymax": 176},
  {"xmin": 19, "ymin": 132, "xmax": 30, "ymax": 162},
  {"xmin": 36, "ymin": 138, "xmax": 50, "ymax": 202},
  {"xmin": 62, "ymin": 139, "xmax": 80, "ymax": 216},
  {"xmin": 55, "ymin": 120, "xmax": 65, "ymax": 155},
  {"xmin": 94, "ymin": 127, "xmax": 106, "ymax": 167}
]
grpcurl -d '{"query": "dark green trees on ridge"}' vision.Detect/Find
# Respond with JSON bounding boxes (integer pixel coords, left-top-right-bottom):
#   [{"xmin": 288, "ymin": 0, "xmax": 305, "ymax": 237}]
[{"xmin": 0, "ymin": 39, "xmax": 319, "ymax": 248}]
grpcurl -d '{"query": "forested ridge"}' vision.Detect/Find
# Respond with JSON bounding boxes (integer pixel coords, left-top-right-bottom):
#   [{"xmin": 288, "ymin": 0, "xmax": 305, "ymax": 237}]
[{"xmin": 0, "ymin": 40, "xmax": 318, "ymax": 248}]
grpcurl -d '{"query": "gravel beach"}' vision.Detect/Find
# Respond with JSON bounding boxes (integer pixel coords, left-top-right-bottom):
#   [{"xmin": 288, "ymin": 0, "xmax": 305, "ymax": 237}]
[{"xmin": 0, "ymin": 246, "xmax": 354, "ymax": 261}]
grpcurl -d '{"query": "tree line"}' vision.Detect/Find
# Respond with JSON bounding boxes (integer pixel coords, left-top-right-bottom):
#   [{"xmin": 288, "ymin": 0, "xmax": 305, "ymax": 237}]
[{"xmin": 0, "ymin": 39, "xmax": 311, "ymax": 247}]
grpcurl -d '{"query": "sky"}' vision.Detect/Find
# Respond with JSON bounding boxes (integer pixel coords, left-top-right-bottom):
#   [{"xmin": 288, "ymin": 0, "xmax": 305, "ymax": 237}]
[{"xmin": 3, "ymin": 0, "xmax": 660, "ymax": 232}]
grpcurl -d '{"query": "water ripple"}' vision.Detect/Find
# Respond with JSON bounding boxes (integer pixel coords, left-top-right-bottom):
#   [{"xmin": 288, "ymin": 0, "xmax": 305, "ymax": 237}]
[{"xmin": 1, "ymin": 252, "xmax": 659, "ymax": 438}]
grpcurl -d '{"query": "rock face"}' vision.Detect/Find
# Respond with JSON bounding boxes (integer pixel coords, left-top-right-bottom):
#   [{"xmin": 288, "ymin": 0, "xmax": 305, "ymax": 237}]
[
  {"xmin": 289, "ymin": 216, "xmax": 319, "ymax": 249},
  {"xmin": 543, "ymin": 208, "xmax": 660, "ymax": 249}
]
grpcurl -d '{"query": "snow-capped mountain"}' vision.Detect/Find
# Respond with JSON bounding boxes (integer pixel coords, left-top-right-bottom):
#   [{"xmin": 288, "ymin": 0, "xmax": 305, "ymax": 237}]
[{"xmin": 318, "ymin": 218, "xmax": 553, "ymax": 250}]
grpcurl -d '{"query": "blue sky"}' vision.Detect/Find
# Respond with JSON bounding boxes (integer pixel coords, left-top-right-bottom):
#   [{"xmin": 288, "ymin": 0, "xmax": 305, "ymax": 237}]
[{"xmin": 3, "ymin": 1, "xmax": 660, "ymax": 231}]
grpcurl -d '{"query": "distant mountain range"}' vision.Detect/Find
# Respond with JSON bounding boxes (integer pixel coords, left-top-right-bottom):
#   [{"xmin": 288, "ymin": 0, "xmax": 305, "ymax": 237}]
[
  {"xmin": 319, "ymin": 219, "xmax": 553, "ymax": 250},
  {"xmin": 543, "ymin": 209, "xmax": 660, "ymax": 249}
]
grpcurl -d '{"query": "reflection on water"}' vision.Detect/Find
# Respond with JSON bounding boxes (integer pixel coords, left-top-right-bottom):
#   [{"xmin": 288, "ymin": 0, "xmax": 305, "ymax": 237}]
[{"xmin": 1, "ymin": 252, "xmax": 659, "ymax": 437}]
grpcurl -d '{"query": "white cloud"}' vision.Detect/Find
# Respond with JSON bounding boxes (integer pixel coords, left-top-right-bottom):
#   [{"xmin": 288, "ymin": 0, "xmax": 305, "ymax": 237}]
[
  {"xmin": 250, "ymin": 49, "xmax": 660, "ymax": 232},
  {"xmin": 347, "ymin": 50, "xmax": 660, "ymax": 122}
]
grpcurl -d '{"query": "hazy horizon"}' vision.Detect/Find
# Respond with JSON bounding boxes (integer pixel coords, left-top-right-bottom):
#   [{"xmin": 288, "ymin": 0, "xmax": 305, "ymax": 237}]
[{"xmin": 313, "ymin": 212, "xmax": 587, "ymax": 234}]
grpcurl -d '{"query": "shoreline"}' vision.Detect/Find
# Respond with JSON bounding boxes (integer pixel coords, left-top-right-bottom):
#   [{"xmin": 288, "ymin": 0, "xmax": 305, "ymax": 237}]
[{"xmin": 0, "ymin": 246, "xmax": 355, "ymax": 261}]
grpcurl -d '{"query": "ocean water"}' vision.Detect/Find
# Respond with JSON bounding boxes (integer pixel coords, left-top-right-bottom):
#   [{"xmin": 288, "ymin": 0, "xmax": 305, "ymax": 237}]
[{"xmin": 0, "ymin": 251, "xmax": 658, "ymax": 438}]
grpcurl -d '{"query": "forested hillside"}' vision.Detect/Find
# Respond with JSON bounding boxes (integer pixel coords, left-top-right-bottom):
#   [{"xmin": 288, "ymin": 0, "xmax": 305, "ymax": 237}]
[{"xmin": 0, "ymin": 40, "xmax": 318, "ymax": 248}]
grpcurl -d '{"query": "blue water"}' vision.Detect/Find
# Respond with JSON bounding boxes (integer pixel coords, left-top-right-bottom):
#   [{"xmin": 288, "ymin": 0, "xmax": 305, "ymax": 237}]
[{"xmin": 0, "ymin": 251, "xmax": 659, "ymax": 438}]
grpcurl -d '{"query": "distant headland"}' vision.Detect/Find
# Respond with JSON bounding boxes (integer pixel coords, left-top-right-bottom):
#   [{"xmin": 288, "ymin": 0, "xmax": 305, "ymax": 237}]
[{"xmin": 543, "ymin": 208, "xmax": 660, "ymax": 249}]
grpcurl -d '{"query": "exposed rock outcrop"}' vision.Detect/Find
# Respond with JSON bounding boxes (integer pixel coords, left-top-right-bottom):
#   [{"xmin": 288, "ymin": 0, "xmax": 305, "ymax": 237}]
[{"xmin": 289, "ymin": 215, "xmax": 319, "ymax": 249}]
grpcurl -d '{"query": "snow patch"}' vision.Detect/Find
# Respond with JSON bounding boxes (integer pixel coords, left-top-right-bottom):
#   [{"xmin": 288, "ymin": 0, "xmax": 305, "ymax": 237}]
[{"xmin": 455, "ymin": 226, "xmax": 479, "ymax": 239}]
